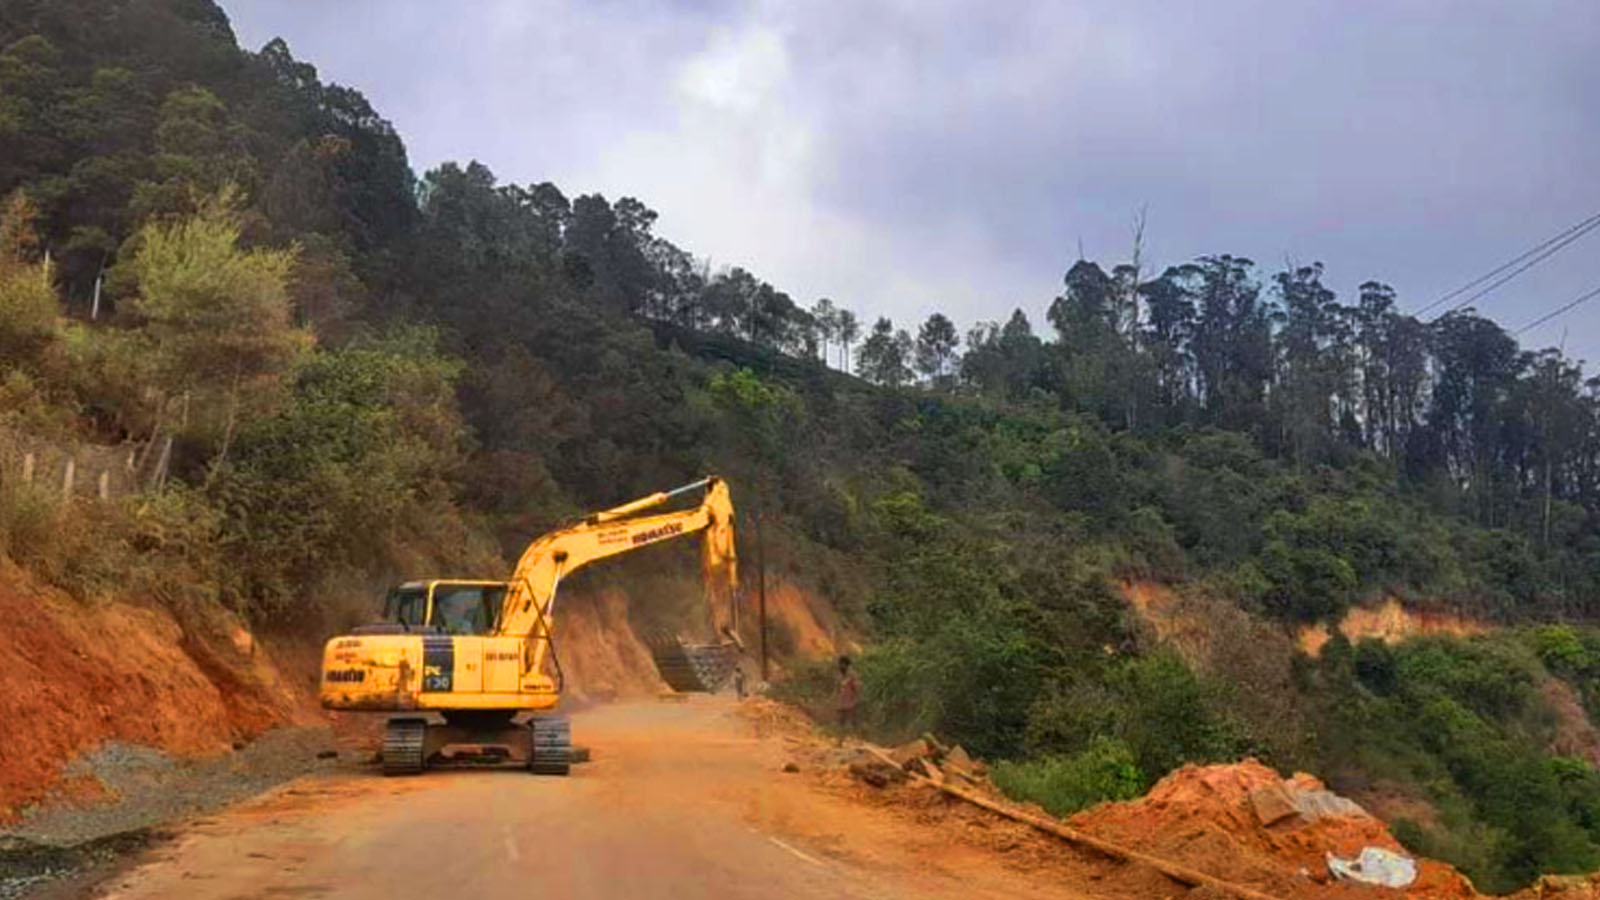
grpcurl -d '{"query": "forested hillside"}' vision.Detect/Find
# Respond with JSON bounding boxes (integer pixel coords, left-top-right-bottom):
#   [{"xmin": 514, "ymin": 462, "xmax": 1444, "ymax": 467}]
[{"xmin": 8, "ymin": 1, "xmax": 1600, "ymax": 891}]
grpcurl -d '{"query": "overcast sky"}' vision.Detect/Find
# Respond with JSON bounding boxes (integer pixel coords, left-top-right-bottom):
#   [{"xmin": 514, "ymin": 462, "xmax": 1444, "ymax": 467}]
[{"xmin": 225, "ymin": 1, "xmax": 1600, "ymax": 362}]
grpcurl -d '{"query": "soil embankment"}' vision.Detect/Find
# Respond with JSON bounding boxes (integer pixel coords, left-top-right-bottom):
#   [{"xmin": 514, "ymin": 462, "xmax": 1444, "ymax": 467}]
[
  {"xmin": 557, "ymin": 589, "xmax": 670, "ymax": 703},
  {"xmin": 0, "ymin": 563, "xmax": 317, "ymax": 822}
]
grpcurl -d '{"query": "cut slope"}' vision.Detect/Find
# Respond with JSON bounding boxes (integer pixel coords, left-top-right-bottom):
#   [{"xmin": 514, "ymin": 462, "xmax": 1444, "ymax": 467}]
[
  {"xmin": 762, "ymin": 579, "xmax": 848, "ymax": 663},
  {"xmin": 1298, "ymin": 597, "xmax": 1489, "ymax": 656},
  {"xmin": 0, "ymin": 563, "xmax": 312, "ymax": 820},
  {"xmin": 555, "ymin": 588, "xmax": 667, "ymax": 703}
]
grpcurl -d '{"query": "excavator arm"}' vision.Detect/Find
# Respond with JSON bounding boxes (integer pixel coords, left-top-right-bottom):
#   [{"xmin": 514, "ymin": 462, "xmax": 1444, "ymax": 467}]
[{"xmin": 495, "ymin": 476, "xmax": 739, "ymax": 684}]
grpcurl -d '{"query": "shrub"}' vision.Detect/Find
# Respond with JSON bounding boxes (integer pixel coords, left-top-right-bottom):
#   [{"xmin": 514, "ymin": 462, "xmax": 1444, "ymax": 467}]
[
  {"xmin": 992, "ymin": 736, "xmax": 1143, "ymax": 817},
  {"xmin": 1532, "ymin": 625, "xmax": 1588, "ymax": 673},
  {"xmin": 1026, "ymin": 651, "xmax": 1243, "ymax": 786},
  {"xmin": 0, "ymin": 476, "xmax": 62, "ymax": 565}
]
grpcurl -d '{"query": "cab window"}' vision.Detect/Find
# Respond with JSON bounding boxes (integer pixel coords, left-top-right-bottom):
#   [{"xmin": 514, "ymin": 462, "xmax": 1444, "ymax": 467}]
[
  {"xmin": 431, "ymin": 585, "xmax": 495, "ymax": 635},
  {"xmin": 384, "ymin": 587, "xmax": 428, "ymax": 626},
  {"xmin": 482, "ymin": 585, "xmax": 507, "ymax": 632}
]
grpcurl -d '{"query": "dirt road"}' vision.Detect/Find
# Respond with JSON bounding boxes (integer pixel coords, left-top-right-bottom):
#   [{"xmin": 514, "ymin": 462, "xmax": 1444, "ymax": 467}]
[{"xmin": 96, "ymin": 698, "xmax": 1090, "ymax": 900}]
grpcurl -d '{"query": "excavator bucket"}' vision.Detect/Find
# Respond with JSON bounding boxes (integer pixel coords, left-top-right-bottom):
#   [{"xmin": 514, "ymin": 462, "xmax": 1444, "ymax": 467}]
[{"xmin": 647, "ymin": 634, "xmax": 740, "ymax": 693}]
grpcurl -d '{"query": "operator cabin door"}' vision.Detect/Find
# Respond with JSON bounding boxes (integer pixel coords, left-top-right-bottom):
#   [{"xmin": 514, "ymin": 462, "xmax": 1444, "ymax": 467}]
[
  {"xmin": 427, "ymin": 584, "xmax": 503, "ymax": 693},
  {"xmin": 479, "ymin": 584, "xmax": 519, "ymax": 693}
]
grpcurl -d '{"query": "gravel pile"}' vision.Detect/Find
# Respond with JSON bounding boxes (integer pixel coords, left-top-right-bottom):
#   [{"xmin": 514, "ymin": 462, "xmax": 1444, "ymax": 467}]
[{"xmin": 0, "ymin": 725, "xmax": 348, "ymax": 896}]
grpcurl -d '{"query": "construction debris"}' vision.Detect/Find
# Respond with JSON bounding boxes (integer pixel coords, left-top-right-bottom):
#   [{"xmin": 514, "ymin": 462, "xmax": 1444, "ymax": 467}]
[
  {"xmin": 1328, "ymin": 846, "xmax": 1418, "ymax": 888},
  {"xmin": 841, "ymin": 739, "xmax": 1487, "ymax": 899},
  {"xmin": 847, "ymin": 749, "xmax": 907, "ymax": 788},
  {"xmin": 857, "ymin": 737, "xmax": 988, "ymax": 787},
  {"xmin": 1248, "ymin": 783, "xmax": 1298, "ymax": 827}
]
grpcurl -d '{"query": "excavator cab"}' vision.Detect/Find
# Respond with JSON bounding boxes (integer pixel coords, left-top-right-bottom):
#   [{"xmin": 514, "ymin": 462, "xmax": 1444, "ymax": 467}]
[{"xmin": 378, "ymin": 581, "xmax": 506, "ymax": 635}]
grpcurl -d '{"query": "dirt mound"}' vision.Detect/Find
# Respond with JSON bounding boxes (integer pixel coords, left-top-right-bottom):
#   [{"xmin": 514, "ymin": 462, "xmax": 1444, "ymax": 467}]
[
  {"xmin": 1512, "ymin": 873, "xmax": 1600, "ymax": 898},
  {"xmin": 0, "ymin": 563, "xmax": 312, "ymax": 822},
  {"xmin": 1069, "ymin": 760, "xmax": 1479, "ymax": 898},
  {"xmin": 1299, "ymin": 597, "xmax": 1490, "ymax": 656},
  {"xmin": 735, "ymin": 695, "xmax": 814, "ymax": 738}
]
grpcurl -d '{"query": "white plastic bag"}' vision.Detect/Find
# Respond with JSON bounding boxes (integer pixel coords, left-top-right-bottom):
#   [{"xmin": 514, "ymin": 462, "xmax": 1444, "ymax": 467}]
[{"xmin": 1326, "ymin": 846, "xmax": 1418, "ymax": 888}]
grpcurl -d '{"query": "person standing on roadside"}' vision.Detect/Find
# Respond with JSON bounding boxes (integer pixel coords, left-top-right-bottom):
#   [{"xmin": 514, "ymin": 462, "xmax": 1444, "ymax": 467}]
[{"xmin": 837, "ymin": 655, "xmax": 861, "ymax": 731}]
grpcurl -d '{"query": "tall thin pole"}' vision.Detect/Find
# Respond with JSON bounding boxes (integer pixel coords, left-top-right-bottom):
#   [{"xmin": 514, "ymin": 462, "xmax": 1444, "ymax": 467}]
[{"xmin": 757, "ymin": 509, "xmax": 769, "ymax": 682}]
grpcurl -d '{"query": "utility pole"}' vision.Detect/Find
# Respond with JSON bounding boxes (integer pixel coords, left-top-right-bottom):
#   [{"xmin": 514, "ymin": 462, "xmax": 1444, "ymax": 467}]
[{"xmin": 756, "ymin": 508, "xmax": 768, "ymax": 682}]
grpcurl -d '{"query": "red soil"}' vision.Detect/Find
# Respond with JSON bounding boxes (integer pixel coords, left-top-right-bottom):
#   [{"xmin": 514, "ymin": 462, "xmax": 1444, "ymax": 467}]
[
  {"xmin": 0, "ymin": 563, "xmax": 309, "ymax": 820},
  {"xmin": 1070, "ymin": 760, "xmax": 1480, "ymax": 898}
]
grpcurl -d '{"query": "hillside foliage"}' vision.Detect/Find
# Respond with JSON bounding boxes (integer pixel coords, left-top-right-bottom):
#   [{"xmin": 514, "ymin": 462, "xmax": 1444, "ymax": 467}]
[{"xmin": 5, "ymin": 2, "xmax": 1600, "ymax": 890}]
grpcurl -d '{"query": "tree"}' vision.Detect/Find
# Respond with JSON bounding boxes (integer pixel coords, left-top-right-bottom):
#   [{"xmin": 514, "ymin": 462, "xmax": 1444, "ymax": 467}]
[
  {"xmin": 1191, "ymin": 255, "xmax": 1271, "ymax": 431},
  {"xmin": 1426, "ymin": 310, "xmax": 1523, "ymax": 525},
  {"xmin": 856, "ymin": 316, "xmax": 912, "ymax": 387},
  {"xmin": 811, "ymin": 297, "xmax": 837, "ymax": 364},
  {"xmin": 1271, "ymin": 261, "xmax": 1346, "ymax": 467},
  {"xmin": 1140, "ymin": 264, "xmax": 1199, "ymax": 421},
  {"xmin": 127, "ymin": 195, "xmax": 308, "ymax": 462},
  {"xmin": 130, "ymin": 86, "xmax": 257, "ymax": 223},
  {"xmin": 1049, "ymin": 260, "xmax": 1117, "ymax": 348},
  {"xmin": 1049, "ymin": 260, "xmax": 1135, "ymax": 422},
  {"xmin": 0, "ymin": 191, "xmax": 58, "ymax": 367},
  {"xmin": 914, "ymin": 312, "xmax": 959, "ymax": 384},
  {"xmin": 961, "ymin": 309, "xmax": 1048, "ymax": 399},
  {"xmin": 836, "ymin": 308, "xmax": 860, "ymax": 373}
]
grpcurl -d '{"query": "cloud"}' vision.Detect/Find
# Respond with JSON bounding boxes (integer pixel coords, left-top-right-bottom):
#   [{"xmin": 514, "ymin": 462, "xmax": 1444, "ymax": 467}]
[{"xmin": 225, "ymin": 0, "xmax": 1600, "ymax": 354}]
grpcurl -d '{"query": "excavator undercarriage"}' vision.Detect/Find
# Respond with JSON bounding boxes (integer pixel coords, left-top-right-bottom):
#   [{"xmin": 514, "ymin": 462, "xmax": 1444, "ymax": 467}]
[{"xmin": 380, "ymin": 714, "xmax": 574, "ymax": 776}]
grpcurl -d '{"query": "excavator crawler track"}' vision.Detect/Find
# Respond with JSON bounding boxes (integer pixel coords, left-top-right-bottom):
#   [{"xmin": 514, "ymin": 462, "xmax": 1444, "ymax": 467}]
[
  {"xmin": 528, "ymin": 715, "xmax": 572, "ymax": 776},
  {"xmin": 382, "ymin": 717, "xmax": 428, "ymax": 776}
]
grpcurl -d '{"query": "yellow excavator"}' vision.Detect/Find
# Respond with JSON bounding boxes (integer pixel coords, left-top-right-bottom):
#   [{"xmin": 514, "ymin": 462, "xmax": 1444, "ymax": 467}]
[{"xmin": 319, "ymin": 476, "xmax": 741, "ymax": 775}]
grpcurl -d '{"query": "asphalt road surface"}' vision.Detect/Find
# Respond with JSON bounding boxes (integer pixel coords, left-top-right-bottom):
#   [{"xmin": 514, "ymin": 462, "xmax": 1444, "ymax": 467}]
[{"xmin": 96, "ymin": 698, "xmax": 1078, "ymax": 900}]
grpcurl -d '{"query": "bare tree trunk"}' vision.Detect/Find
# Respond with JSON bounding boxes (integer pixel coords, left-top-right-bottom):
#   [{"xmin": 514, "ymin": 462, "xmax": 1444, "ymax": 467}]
[
  {"xmin": 1125, "ymin": 205, "xmax": 1147, "ymax": 431},
  {"xmin": 207, "ymin": 370, "xmax": 244, "ymax": 487}
]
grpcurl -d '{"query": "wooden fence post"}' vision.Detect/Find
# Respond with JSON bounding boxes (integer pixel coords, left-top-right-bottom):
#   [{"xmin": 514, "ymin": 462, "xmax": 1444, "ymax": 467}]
[
  {"xmin": 149, "ymin": 436, "xmax": 172, "ymax": 492},
  {"xmin": 62, "ymin": 458, "xmax": 75, "ymax": 499},
  {"xmin": 98, "ymin": 470, "xmax": 110, "ymax": 501},
  {"xmin": 21, "ymin": 453, "xmax": 33, "ymax": 484}
]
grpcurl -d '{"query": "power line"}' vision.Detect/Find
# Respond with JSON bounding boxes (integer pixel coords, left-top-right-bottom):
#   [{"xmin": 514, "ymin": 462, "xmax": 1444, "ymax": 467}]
[
  {"xmin": 1433, "ymin": 218, "xmax": 1600, "ymax": 321},
  {"xmin": 1415, "ymin": 210, "xmax": 1600, "ymax": 318},
  {"xmin": 1515, "ymin": 282, "xmax": 1600, "ymax": 336}
]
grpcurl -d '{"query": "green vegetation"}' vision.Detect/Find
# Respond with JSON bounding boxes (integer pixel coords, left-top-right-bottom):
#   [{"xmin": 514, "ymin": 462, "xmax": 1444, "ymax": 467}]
[
  {"xmin": 5, "ymin": 2, "xmax": 1600, "ymax": 891},
  {"xmin": 1307, "ymin": 631, "xmax": 1600, "ymax": 892},
  {"xmin": 991, "ymin": 737, "xmax": 1143, "ymax": 818}
]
